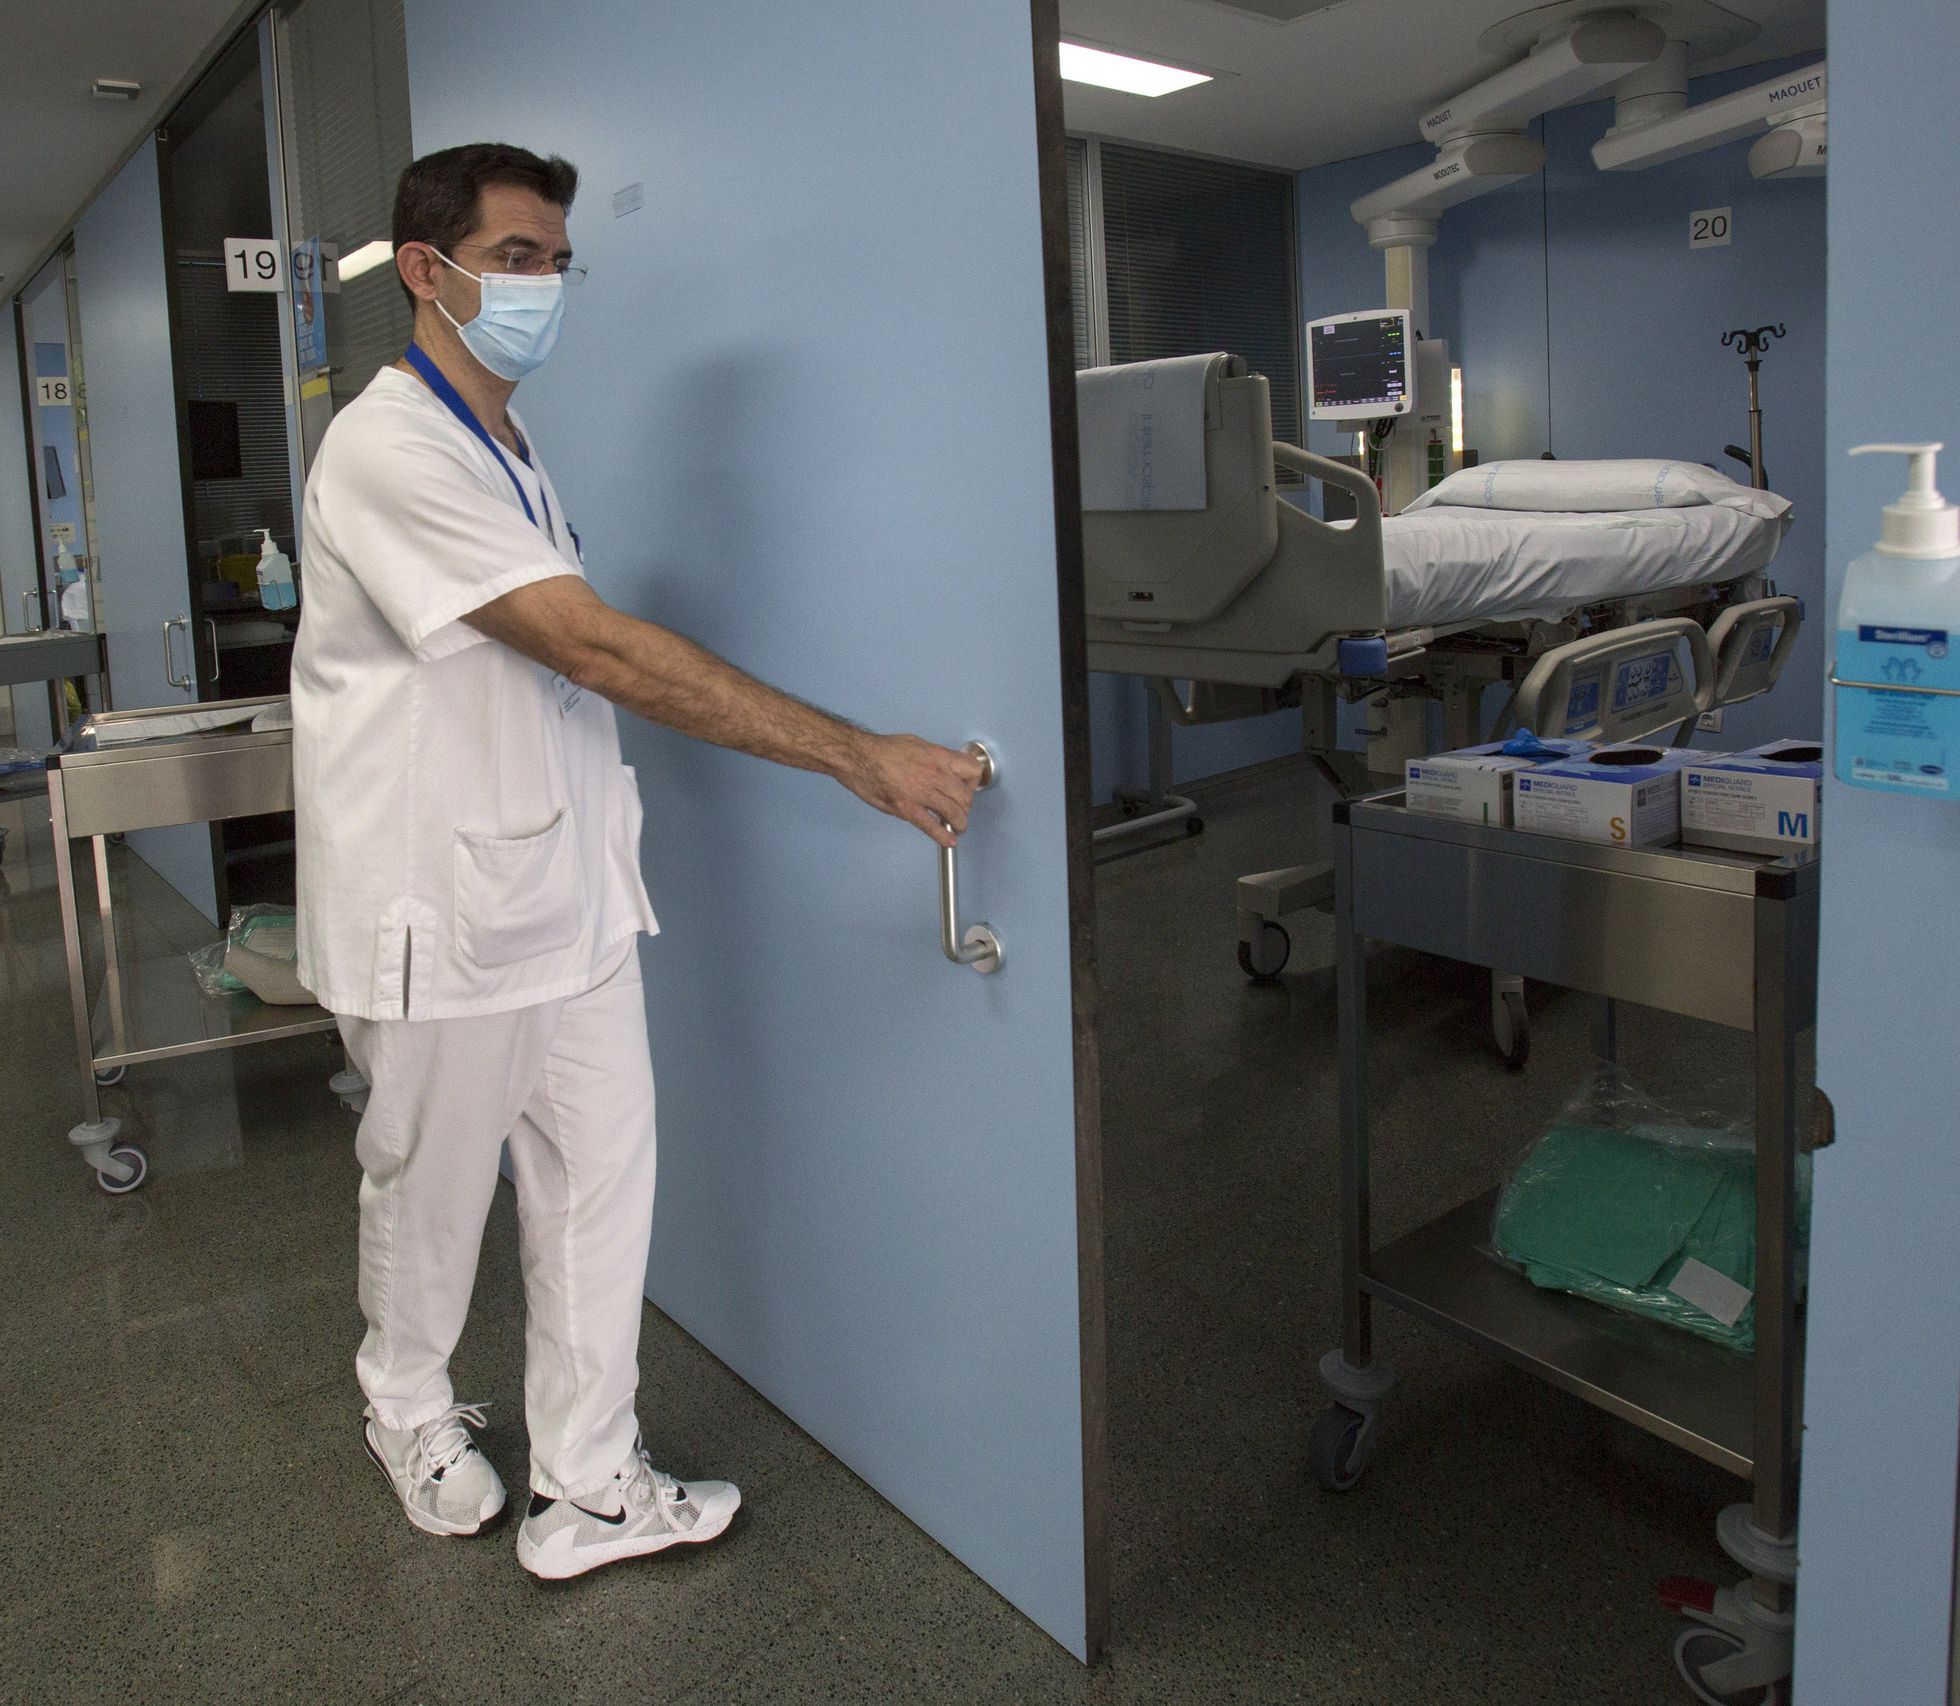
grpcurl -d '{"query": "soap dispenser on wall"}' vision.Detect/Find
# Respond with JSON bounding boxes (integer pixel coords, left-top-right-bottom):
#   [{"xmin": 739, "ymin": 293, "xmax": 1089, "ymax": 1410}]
[{"xmin": 1831, "ymin": 442, "xmax": 1960, "ymax": 797}]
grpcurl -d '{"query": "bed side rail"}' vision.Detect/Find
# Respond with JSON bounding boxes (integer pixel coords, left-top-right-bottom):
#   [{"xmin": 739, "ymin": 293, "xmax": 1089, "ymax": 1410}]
[
  {"xmin": 1514, "ymin": 617, "xmax": 1714, "ymax": 746},
  {"xmin": 1706, "ymin": 595, "xmax": 1802, "ymax": 707},
  {"xmin": 1267, "ymin": 444, "xmax": 1390, "ymax": 645},
  {"xmin": 1270, "ymin": 443, "xmax": 1382, "ymax": 544}
]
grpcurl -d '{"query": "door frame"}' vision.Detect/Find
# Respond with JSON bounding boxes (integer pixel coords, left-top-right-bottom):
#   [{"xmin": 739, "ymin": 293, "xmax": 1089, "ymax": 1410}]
[{"xmin": 1027, "ymin": 0, "xmax": 1110, "ymax": 1665}]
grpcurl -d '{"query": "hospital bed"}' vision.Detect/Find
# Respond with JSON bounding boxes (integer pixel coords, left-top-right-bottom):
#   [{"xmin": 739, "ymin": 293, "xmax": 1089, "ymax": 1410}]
[{"xmin": 1081, "ymin": 353, "xmax": 1801, "ymax": 1059}]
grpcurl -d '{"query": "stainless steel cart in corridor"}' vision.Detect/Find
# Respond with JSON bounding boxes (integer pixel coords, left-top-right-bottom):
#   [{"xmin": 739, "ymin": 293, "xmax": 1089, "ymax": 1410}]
[
  {"xmin": 47, "ymin": 698, "xmax": 338, "ymax": 1193},
  {"xmin": 1317, "ymin": 792, "xmax": 1817, "ymax": 1706}
]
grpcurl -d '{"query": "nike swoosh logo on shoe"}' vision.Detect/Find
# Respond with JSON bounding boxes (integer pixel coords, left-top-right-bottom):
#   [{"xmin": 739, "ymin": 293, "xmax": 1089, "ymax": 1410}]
[{"xmin": 570, "ymin": 1501, "xmax": 627, "ymax": 1526}]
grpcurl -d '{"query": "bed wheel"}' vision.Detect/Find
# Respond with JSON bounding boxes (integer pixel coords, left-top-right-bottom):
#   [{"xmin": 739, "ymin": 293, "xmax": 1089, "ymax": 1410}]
[
  {"xmin": 1238, "ymin": 922, "xmax": 1289, "ymax": 983},
  {"xmin": 1494, "ymin": 988, "xmax": 1530, "ymax": 1070}
]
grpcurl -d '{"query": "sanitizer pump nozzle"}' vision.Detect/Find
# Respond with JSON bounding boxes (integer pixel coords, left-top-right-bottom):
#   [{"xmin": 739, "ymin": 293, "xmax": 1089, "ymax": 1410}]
[
  {"xmin": 1848, "ymin": 442, "xmax": 1960, "ymax": 559},
  {"xmin": 1833, "ymin": 440, "xmax": 1960, "ymax": 797}
]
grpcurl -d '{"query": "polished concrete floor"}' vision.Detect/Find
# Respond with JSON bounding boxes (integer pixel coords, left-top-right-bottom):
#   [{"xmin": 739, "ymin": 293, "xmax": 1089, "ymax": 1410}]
[{"xmin": 0, "ymin": 764, "xmax": 1760, "ymax": 1704}]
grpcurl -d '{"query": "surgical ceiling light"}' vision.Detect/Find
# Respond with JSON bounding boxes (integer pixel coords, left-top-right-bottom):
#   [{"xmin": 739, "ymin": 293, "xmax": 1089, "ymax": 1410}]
[
  {"xmin": 1058, "ymin": 43, "xmax": 1212, "ymax": 97},
  {"xmin": 336, "ymin": 240, "xmax": 396, "ymax": 282}
]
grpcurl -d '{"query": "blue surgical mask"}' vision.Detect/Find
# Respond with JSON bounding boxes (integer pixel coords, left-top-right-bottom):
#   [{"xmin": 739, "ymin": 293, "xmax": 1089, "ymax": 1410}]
[{"xmin": 432, "ymin": 250, "xmax": 565, "ymax": 380}]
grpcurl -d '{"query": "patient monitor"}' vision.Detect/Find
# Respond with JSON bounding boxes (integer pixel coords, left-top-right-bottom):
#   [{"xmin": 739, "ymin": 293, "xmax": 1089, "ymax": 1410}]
[{"xmin": 1307, "ymin": 310, "xmax": 1414, "ymax": 422}]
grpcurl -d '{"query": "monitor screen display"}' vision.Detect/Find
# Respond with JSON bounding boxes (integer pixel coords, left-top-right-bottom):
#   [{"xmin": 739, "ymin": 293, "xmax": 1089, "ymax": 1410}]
[{"xmin": 1308, "ymin": 311, "xmax": 1412, "ymax": 420}]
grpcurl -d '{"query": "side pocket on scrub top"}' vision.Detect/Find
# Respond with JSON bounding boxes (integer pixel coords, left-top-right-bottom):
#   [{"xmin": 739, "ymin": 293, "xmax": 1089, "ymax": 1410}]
[{"xmin": 453, "ymin": 809, "xmax": 586, "ymax": 968}]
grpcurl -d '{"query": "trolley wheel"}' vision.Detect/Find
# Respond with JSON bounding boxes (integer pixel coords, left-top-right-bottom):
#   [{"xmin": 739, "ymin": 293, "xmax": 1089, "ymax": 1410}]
[
  {"xmin": 1237, "ymin": 922, "xmax": 1291, "ymax": 984},
  {"xmin": 1306, "ymin": 1403, "xmax": 1372, "ymax": 1492},
  {"xmin": 1672, "ymin": 1627, "xmax": 1784, "ymax": 1706},
  {"xmin": 93, "ymin": 1065, "xmax": 127, "ymax": 1087},
  {"xmin": 1184, "ymin": 815, "xmax": 1205, "ymax": 836},
  {"xmin": 94, "ymin": 1142, "xmax": 149, "ymax": 1196},
  {"xmin": 1494, "ymin": 988, "xmax": 1531, "ymax": 1071}
]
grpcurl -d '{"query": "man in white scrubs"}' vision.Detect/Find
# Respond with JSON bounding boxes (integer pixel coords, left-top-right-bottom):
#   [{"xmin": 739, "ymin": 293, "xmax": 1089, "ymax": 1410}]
[{"xmin": 291, "ymin": 144, "xmax": 983, "ymax": 1581}]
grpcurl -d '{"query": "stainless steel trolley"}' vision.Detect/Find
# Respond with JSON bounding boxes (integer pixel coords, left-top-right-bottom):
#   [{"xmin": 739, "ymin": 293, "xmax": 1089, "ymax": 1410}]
[
  {"xmin": 47, "ymin": 698, "xmax": 338, "ymax": 1193},
  {"xmin": 1318, "ymin": 792, "xmax": 1816, "ymax": 1706},
  {"xmin": 0, "ymin": 629, "xmax": 105, "ymax": 704}
]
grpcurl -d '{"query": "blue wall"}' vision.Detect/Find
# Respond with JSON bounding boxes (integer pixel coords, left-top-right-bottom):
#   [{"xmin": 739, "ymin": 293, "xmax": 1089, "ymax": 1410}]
[
  {"xmin": 1091, "ymin": 55, "xmax": 1828, "ymax": 800},
  {"xmin": 1798, "ymin": 2, "xmax": 1960, "ymax": 1697},
  {"xmin": 404, "ymin": 0, "xmax": 1095, "ymax": 1658}
]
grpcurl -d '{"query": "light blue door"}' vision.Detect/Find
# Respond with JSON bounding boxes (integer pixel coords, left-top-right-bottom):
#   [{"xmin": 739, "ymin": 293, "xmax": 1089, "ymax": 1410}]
[
  {"xmin": 406, "ymin": 0, "xmax": 1102, "ymax": 1660},
  {"xmin": 72, "ymin": 138, "xmax": 219, "ymax": 924}
]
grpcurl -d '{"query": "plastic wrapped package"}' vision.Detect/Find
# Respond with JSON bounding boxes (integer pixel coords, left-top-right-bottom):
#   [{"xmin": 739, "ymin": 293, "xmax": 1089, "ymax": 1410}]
[
  {"xmin": 0, "ymin": 748, "xmax": 45, "ymax": 777},
  {"xmin": 189, "ymin": 905, "xmax": 315, "ymax": 1005},
  {"xmin": 1487, "ymin": 1068, "xmax": 1810, "ymax": 1353}
]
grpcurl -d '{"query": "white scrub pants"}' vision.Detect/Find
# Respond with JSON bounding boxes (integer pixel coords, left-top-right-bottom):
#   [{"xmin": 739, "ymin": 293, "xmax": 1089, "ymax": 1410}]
[{"xmin": 337, "ymin": 943, "xmax": 656, "ymax": 1502}]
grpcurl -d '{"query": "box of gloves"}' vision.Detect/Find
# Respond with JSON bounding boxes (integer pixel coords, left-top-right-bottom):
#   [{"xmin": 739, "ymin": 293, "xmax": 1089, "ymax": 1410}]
[
  {"xmin": 1405, "ymin": 738, "xmax": 1593, "ymax": 828},
  {"xmin": 1513, "ymin": 744, "xmax": 1693, "ymax": 846},
  {"xmin": 1679, "ymin": 740, "xmax": 1822, "ymax": 856}
]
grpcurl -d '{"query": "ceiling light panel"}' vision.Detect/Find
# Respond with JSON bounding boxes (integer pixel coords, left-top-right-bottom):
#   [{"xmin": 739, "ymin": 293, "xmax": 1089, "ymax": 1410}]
[{"xmin": 1059, "ymin": 42, "xmax": 1213, "ymax": 96}]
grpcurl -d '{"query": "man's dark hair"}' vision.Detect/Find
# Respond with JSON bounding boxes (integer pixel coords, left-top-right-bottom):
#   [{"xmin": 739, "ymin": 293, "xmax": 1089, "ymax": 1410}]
[{"xmin": 390, "ymin": 143, "xmax": 579, "ymax": 306}]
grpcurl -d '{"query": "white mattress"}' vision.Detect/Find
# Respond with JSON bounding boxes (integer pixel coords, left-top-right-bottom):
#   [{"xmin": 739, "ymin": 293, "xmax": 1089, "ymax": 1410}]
[{"xmin": 1367, "ymin": 502, "xmax": 1791, "ymax": 632}]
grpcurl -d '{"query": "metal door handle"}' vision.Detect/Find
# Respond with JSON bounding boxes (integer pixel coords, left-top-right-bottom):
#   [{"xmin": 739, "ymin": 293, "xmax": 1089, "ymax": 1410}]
[
  {"xmin": 162, "ymin": 616, "xmax": 193, "ymax": 691},
  {"xmin": 939, "ymin": 740, "xmax": 1002, "ymax": 975},
  {"xmin": 22, "ymin": 589, "xmax": 42, "ymax": 633},
  {"xmin": 205, "ymin": 618, "xmax": 221, "ymax": 685}
]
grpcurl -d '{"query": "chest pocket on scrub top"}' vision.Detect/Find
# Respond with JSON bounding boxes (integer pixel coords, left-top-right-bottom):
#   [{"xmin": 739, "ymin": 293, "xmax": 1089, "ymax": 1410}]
[{"xmin": 452, "ymin": 808, "xmax": 587, "ymax": 968}]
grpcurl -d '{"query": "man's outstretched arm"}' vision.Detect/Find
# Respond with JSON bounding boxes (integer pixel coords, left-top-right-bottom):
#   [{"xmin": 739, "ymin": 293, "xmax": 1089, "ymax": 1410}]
[{"xmin": 466, "ymin": 574, "xmax": 984, "ymax": 847}]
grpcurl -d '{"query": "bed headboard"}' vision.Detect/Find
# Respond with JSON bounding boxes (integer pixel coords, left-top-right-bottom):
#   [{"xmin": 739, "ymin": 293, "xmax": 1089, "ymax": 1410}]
[{"xmin": 1080, "ymin": 360, "xmax": 1281, "ymax": 627}]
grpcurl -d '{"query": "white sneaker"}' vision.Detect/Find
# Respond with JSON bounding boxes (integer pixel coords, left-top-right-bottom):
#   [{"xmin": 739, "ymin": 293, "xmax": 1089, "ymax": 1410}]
[
  {"xmin": 516, "ymin": 1437, "xmax": 740, "ymax": 1580},
  {"xmin": 363, "ymin": 1401, "xmax": 507, "ymax": 1537}
]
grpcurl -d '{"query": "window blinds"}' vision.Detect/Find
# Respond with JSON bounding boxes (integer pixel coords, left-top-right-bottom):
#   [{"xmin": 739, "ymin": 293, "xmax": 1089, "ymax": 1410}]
[{"xmin": 1090, "ymin": 141, "xmax": 1302, "ymax": 451}]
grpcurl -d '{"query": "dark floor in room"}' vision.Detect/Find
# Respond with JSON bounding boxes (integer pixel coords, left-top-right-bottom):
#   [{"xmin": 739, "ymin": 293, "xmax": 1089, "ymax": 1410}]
[{"xmin": 0, "ymin": 764, "xmax": 1761, "ymax": 1704}]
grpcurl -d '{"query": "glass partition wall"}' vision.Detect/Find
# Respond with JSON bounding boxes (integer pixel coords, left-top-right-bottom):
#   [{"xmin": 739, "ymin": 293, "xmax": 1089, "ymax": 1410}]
[
  {"xmin": 11, "ymin": 249, "xmax": 104, "ymax": 747},
  {"xmin": 143, "ymin": 0, "xmax": 413, "ymax": 909}
]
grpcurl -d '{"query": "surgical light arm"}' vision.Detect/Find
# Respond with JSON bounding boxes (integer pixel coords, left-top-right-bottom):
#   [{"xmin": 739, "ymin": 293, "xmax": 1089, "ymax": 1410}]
[
  {"xmin": 1592, "ymin": 60, "xmax": 1826, "ymax": 172},
  {"xmin": 1352, "ymin": 12, "xmax": 1665, "ymax": 249},
  {"xmin": 1419, "ymin": 12, "xmax": 1668, "ymax": 144}
]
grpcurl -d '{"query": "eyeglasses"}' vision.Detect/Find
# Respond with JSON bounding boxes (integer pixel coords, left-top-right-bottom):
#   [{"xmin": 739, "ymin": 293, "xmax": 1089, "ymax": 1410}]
[{"xmin": 451, "ymin": 241, "xmax": 589, "ymax": 285}]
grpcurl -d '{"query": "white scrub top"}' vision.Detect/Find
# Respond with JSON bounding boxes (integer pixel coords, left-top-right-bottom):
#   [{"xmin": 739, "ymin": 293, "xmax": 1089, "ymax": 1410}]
[{"xmin": 292, "ymin": 364, "xmax": 657, "ymax": 1022}]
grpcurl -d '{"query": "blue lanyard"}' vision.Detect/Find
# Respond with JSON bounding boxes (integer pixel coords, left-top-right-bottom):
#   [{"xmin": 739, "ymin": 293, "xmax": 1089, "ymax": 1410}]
[{"xmin": 403, "ymin": 342, "xmax": 565, "ymax": 547}]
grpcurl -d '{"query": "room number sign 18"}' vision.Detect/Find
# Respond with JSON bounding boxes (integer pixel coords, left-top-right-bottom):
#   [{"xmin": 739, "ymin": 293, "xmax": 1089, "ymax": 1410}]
[{"xmin": 223, "ymin": 237, "xmax": 286, "ymax": 292}]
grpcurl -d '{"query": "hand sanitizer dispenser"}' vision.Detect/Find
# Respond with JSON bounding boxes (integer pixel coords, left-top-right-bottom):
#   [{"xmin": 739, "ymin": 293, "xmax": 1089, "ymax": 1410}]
[
  {"xmin": 1833, "ymin": 442, "xmax": 1960, "ymax": 796},
  {"xmin": 254, "ymin": 528, "xmax": 297, "ymax": 613}
]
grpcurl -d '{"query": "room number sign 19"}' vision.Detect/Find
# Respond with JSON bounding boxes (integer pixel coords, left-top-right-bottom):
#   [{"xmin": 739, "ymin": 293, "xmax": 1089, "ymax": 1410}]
[{"xmin": 223, "ymin": 237, "xmax": 286, "ymax": 292}]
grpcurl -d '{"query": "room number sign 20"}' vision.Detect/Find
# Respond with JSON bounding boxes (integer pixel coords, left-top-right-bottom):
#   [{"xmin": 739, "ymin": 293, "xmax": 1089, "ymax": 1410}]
[
  {"xmin": 223, "ymin": 237, "xmax": 286, "ymax": 292},
  {"xmin": 1689, "ymin": 207, "xmax": 1733, "ymax": 249}
]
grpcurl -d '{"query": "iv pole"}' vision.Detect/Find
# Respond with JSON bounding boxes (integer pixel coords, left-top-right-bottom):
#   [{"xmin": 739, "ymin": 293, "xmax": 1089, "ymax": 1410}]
[{"xmin": 1722, "ymin": 322, "xmax": 1786, "ymax": 491}]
